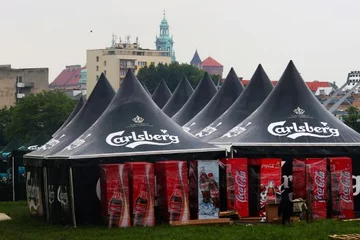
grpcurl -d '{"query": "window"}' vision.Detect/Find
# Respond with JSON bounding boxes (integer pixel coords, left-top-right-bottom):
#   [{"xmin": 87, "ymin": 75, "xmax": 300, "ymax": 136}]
[
  {"xmin": 96, "ymin": 75, "xmax": 99, "ymax": 81},
  {"xmin": 96, "ymin": 66, "xmax": 99, "ymax": 71},
  {"xmin": 167, "ymin": 47, "xmax": 170, "ymax": 51},
  {"xmin": 104, "ymin": 70, "xmax": 107, "ymax": 75},
  {"xmin": 138, "ymin": 61, "xmax": 147, "ymax": 67},
  {"xmin": 120, "ymin": 69, "xmax": 127, "ymax": 76},
  {"xmin": 16, "ymin": 76, "xmax": 23, "ymax": 83},
  {"xmin": 104, "ymin": 61, "xmax": 107, "ymax": 66},
  {"xmin": 96, "ymin": 56, "xmax": 99, "ymax": 62}
]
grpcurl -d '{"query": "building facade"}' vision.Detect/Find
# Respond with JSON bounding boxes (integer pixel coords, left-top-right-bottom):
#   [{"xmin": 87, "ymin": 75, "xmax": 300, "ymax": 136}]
[
  {"xmin": 86, "ymin": 40, "xmax": 172, "ymax": 97},
  {"xmin": 0, "ymin": 65, "xmax": 48, "ymax": 108},
  {"xmin": 155, "ymin": 12, "xmax": 176, "ymax": 62},
  {"xmin": 190, "ymin": 51, "xmax": 224, "ymax": 77}
]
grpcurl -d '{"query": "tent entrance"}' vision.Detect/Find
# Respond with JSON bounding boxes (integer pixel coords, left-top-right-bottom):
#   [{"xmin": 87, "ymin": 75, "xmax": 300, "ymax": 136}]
[{"xmin": 248, "ymin": 165, "xmax": 260, "ymax": 217}]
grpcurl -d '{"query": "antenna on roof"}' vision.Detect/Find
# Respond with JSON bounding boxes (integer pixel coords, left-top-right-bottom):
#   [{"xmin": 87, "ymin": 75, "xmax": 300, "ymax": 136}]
[
  {"xmin": 111, "ymin": 32, "xmax": 117, "ymax": 47},
  {"xmin": 163, "ymin": 10, "xmax": 166, "ymax": 18},
  {"xmin": 126, "ymin": 35, "xmax": 131, "ymax": 44}
]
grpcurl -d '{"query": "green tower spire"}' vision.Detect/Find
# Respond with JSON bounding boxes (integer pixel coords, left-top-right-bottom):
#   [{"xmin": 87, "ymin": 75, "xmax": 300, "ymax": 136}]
[{"xmin": 155, "ymin": 11, "xmax": 176, "ymax": 62}]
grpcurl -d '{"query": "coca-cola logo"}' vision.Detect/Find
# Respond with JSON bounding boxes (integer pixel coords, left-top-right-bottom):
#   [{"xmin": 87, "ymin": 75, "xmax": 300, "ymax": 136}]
[
  {"xmin": 235, "ymin": 170, "xmax": 247, "ymax": 203},
  {"xmin": 314, "ymin": 170, "xmax": 326, "ymax": 201},
  {"xmin": 268, "ymin": 121, "xmax": 339, "ymax": 139},
  {"xmin": 106, "ymin": 130, "xmax": 180, "ymax": 148},
  {"xmin": 262, "ymin": 164, "xmax": 275, "ymax": 169},
  {"xmin": 340, "ymin": 171, "xmax": 352, "ymax": 203}
]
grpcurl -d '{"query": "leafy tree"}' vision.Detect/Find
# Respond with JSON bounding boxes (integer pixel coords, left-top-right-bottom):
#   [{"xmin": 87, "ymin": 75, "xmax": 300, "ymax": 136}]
[
  {"xmin": 343, "ymin": 106, "xmax": 360, "ymax": 132},
  {"xmin": 0, "ymin": 106, "xmax": 13, "ymax": 146},
  {"xmin": 4, "ymin": 90, "xmax": 76, "ymax": 142},
  {"xmin": 137, "ymin": 62, "xmax": 220, "ymax": 93}
]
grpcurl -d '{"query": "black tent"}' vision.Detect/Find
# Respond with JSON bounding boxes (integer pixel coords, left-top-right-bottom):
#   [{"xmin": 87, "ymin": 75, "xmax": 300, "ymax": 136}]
[
  {"xmin": 48, "ymin": 70, "xmax": 225, "ymax": 226},
  {"xmin": 142, "ymin": 83, "xmax": 151, "ymax": 96},
  {"xmin": 52, "ymin": 97, "xmax": 85, "ymax": 137},
  {"xmin": 10, "ymin": 132, "xmax": 52, "ymax": 201},
  {"xmin": 195, "ymin": 64, "xmax": 273, "ymax": 141},
  {"xmin": 0, "ymin": 139, "xmax": 24, "ymax": 201},
  {"xmin": 183, "ymin": 68, "xmax": 244, "ymax": 134},
  {"xmin": 23, "ymin": 74, "xmax": 115, "ymax": 221},
  {"xmin": 211, "ymin": 61, "xmax": 360, "ymax": 156},
  {"xmin": 24, "ymin": 74, "xmax": 115, "ymax": 162},
  {"xmin": 151, "ymin": 79, "xmax": 172, "ymax": 108},
  {"xmin": 172, "ymin": 72, "xmax": 217, "ymax": 126},
  {"xmin": 162, "ymin": 76, "xmax": 194, "ymax": 117}
]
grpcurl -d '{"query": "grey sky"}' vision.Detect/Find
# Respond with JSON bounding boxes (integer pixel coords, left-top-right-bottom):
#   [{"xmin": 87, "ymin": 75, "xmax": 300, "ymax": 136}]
[{"xmin": 1, "ymin": 0, "xmax": 359, "ymax": 86}]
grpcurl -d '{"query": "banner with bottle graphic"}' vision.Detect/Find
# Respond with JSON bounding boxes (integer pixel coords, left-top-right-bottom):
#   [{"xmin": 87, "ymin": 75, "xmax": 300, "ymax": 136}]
[
  {"xmin": 127, "ymin": 162, "xmax": 155, "ymax": 227},
  {"xmin": 100, "ymin": 164, "xmax": 131, "ymax": 228},
  {"xmin": 155, "ymin": 161, "xmax": 190, "ymax": 223},
  {"xmin": 197, "ymin": 160, "xmax": 220, "ymax": 219},
  {"xmin": 292, "ymin": 159, "xmax": 306, "ymax": 199},
  {"xmin": 225, "ymin": 158, "xmax": 249, "ymax": 217},
  {"xmin": 47, "ymin": 164, "xmax": 72, "ymax": 225},
  {"xmin": 329, "ymin": 157, "xmax": 354, "ymax": 219},
  {"xmin": 26, "ymin": 166, "xmax": 45, "ymax": 218},
  {"xmin": 306, "ymin": 158, "xmax": 327, "ymax": 219}
]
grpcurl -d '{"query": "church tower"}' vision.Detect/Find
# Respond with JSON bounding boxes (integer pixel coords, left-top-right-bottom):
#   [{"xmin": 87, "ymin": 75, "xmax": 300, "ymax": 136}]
[{"xmin": 155, "ymin": 11, "xmax": 176, "ymax": 62}]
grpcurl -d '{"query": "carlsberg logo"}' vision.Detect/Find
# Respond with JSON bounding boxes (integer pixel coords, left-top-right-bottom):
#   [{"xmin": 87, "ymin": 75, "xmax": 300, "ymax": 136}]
[
  {"xmin": 106, "ymin": 129, "xmax": 180, "ymax": 148},
  {"xmin": 268, "ymin": 121, "xmax": 339, "ymax": 139}
]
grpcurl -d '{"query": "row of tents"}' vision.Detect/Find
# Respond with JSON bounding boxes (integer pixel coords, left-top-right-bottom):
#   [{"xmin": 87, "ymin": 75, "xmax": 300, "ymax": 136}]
[{"xmin": 17, "ymin": 60, "xmax": 360, "ymax": 227}]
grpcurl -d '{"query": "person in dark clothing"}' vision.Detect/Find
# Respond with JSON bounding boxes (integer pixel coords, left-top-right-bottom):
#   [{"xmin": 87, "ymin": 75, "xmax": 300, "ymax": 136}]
[{"xmin": 278, "ymin": 190, "xmax": 292, "ymax": 225}]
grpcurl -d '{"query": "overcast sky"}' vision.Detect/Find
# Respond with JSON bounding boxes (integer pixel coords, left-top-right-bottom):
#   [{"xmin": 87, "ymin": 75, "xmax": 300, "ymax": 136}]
[{"xmin": 1, "ymin": 0, "xmax": 359, "ymax": 86}]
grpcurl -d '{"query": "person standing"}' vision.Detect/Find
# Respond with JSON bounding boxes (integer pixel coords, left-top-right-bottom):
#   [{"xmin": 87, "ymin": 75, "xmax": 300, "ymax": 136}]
[{"xmin": 278, "ymin": 190, "xmax": 292, "ymax": 225}]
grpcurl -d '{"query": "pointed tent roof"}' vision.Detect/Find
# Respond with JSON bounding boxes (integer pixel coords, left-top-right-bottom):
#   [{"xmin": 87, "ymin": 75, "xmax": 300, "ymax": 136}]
[
  {"xmin": 52, "ymin": 96, "xmax": 85, "ymax": 137},
  {"xmin": 201, "ymin": 57, "xmax": 223, "ymax": 67},
  {"xmin": 190, "ymin": 50, "xmax": 202, "ymax": 66},
  {"xmin": 1, "ymin": 139, "xmax": 25, "ymax": 153},
  {"xmin": 162, "ymin": 76, "xmax": 194, "ymax": 117},
  {"xmin": 24, "ymin": 131, "xmax": 52, "ymax": 151},
  {"xmin": 24, "ymin": 74, "xmax": 115, "ymax": 161},
  {"xmin": 152, "ymin": 79, "xmax": 172, "ymax": 108},
  {"xmin": 172, "ymin": 72, "xmax": 217, "ymax": 126},
  {"xmin": 143, "ymin": 83, "xmax": 152, "ymax": 96},
  {"xmin": 49, "ymin": 70, "xmax": 225, "ymax": 162},
  {"xmin": 183, "ymin": 68, "xmax": 244, "ymax": 134},
  {"xmin": 195, "ymin": 64, "xmax": 273, "ymax": 141},
  {"xmin": 212, "ymin": 61, "xmax": 360, "ymax": 151}
]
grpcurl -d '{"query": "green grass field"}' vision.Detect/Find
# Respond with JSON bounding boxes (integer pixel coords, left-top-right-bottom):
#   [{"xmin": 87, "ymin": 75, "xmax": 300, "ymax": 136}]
[{"xmin": 1, "ymin": 202, "xmax": 360, "ymax": 240}]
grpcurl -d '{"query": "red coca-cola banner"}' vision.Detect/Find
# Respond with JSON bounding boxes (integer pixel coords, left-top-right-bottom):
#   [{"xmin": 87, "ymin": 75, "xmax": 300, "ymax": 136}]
[
  {"xmin": 99, "ymin": 164, "xmax": 131, "ymax": 228},
  {"xmin": 127, "ymin": 162, "xmax": 155, "ymax": 227},
  {"xmin": 259, "ymin": 158, "xmax": 282, "ymax": 217},
  {"xmin": 329, "ymin": 157, "xmax": 354, "ymax": 219},
  {"xmin": 155, "ymin": 161, "xmax": 190, "ymax": 223},
  {"xmin": 306, "ymin": 158, "xmax": 327, "ymax": 219},
  {"xmin": 225, "ymin": 158, "xmax": 249, "ymax": 218},
  {"xmin": 292, "ymin": 159, "xmax": 306, "ymax": 199}
]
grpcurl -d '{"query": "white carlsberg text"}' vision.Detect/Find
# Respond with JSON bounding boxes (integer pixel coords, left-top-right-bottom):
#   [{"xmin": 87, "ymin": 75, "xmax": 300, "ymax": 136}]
[
  {"xmin": 267, "ymin": 121, "xmax": 339, "ymax": 139},
  {"xmin": 106, "ymin": 129, "xmax": 180, "ymax": 148}
]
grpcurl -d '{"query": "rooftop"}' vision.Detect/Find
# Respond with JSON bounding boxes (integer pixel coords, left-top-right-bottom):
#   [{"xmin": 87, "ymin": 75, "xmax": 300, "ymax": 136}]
[
  {"xmin": 201, "ymin": 57, "xmax": 223, "ymax": 67},
  {"xmin": 49, "ymin": 65, "xmax": 85, "ymax": 88}
]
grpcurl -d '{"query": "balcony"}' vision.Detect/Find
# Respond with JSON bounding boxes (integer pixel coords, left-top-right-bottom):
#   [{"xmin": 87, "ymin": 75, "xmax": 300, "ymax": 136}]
[
  {"xmin": 16, "ymin": 93, "xmax": 25, "ymax": 99},
  {"xmin": 17, "ymin": 82, "xmax": 34, "ymax": 88}
]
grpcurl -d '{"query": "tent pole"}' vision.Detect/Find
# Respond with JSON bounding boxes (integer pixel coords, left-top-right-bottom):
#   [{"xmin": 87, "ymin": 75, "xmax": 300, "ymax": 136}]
[
  {"xmin": 12, "ymin": 156, "xmax": 15, "ymax": 202},
  {"xmin": 43, "ymin": 167, "xmax": 49, "ymax": 222},
  {"xmin": 230, "ymin": 146, "xmax": 234, "ymax": 158},
  {"xmin": 69, "ymin": 167, "xmax": 77, "ymax": 228}
]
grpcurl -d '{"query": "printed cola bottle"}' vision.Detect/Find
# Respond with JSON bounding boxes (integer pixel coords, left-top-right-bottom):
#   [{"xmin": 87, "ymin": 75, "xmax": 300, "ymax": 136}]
[
  {"xmin": 169, "ymin": 185, "xmax": 183, "ymax": 222},
  {"xmin": 227, "ymin": 172, "xmax": 235, "ymax": 208},
  {"xmin": 208, "ymin": 173, "xmax": 220, "ymax": 208},
  {"xmin": 199, "ymin": 167, "xmax": 210, "ymax": 203},
  {"xmin": 133, "ymin": 185, "xmax": 148, "ymax": 226},
  {"xmin": 108, "ymin": 191, "xmax": 123, "ymax": 227}
]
